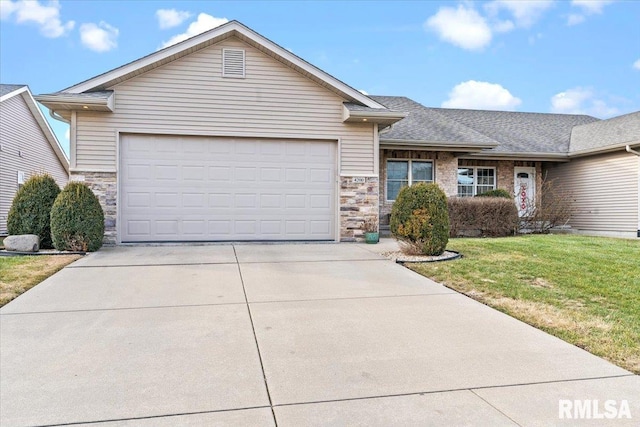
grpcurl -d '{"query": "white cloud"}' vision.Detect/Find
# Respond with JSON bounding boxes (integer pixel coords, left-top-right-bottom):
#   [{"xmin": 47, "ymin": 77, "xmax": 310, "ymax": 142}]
[
  {"xmin": 493, "ymin": 19, "xmax": 515, "ymax": 33},
  {"xmin": 571, "ymin": 0, "xmax": 614, "ymax": 14},
  {"xmin": 1, "ymin": 0, "xmax": 74, "ymax": 38},
  {"xmin": 156, "ymin": 8, "xmax": 191, "ymax": 29},
  {"xmin": 567, "ymin": 0, "xmax": 614, "ymax": 25},
  {"xmin": 161, "ymin": 13, "xmax": 228, "ymax": 48},
  {"xmin": 425, "ymin": 5, "xmax": 492, "ymax": 51},
  {"xmin": 550, "ymin": 87, "xmax": 619, "ymax": 117},
  {"xmin": 567, "ymin": 14, "xmax": 585, "ymax": 25},
  {"xmin": 485, "ymin": 0, "xmax": 555, "ymax": 29},
  {"xmin": 79, "ymin": 21, "xmax": 118, "ymax": 52},
  {"xmin": 633, "ymin": 59, "xmax": 640, "ymax": 71},
  {"xmin": 442, "ymin": 80, "xmax": 522, "ymax": 110}
]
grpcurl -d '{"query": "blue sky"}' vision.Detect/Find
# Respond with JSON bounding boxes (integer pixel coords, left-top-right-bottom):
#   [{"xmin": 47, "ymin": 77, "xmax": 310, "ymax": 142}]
[{"xmin": 1, "ymin": 0, "xmax": 639, "ymax": 155}]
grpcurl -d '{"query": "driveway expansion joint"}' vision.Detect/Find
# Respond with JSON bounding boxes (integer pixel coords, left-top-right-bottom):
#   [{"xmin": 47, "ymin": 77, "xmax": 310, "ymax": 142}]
[
  {"xmin": 470, "ymin": 389, "xmax": 523, "ymax": 427},
  {"xmin": 233, "ymin": 244, "xmax": 278, "ymax": 427},
  {"xmin": 26, "ymin": 405, "xmax": 273, "ymax": 427},
  {"xmin": 0, "ymin": 301, "xmax": 248, "ymax": 316},
  {"xmin": 66, "ymin": 261, "xmax": 238, "ymax": 268},
  {"xmin": 270, "ymin": 374, "xmax": 636, "ymax": 409}
]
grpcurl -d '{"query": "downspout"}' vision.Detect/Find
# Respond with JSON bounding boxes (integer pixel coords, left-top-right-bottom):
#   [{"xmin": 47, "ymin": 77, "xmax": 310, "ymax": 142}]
[
  {"xmin": 49, "ymin": 109, "xmax": 70, "ymax": 124},
  {"xmin": 626, "ymin": 146, "xmax": 640, "ymax": 237}
]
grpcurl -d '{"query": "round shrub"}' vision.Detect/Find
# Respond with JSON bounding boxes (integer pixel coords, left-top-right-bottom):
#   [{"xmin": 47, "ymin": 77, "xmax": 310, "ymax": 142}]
[
  {"xmin": 50, "ymin": 182, "xmax": 105, "ymax": 252},
  {"xmin": 390, "ymin": 182, "xmax": 450, "ymax": 256},
  {"xmin": 7, "ymin": 174, "xmax": 60, "ymax": 249},
  {"xmin": 476, "ymin": 188, "xmax": 512, "ymax": 199}
]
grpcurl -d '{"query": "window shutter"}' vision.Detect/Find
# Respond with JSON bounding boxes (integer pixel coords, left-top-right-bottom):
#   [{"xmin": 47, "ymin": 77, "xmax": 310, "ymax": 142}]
[{"xmin": 222, "ymin": 48, "xmax": 245, "ymax": 78}]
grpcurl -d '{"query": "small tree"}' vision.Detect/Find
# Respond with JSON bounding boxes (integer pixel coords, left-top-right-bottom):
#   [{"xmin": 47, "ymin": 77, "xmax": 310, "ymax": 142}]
[
  {"xmin": 390, "ymin": 183, "xmax": 449, "ymax": 256},
  {"xmin": 7, "ymin": 174, "xmax": 60, "ymax": 249},
  {"xmin": 519, "ymin": 175, "xmax": 575, "ymax": 233},
  {"xmin": 50, "ymin": 182, "xmax": 105, "ymax": 252}
]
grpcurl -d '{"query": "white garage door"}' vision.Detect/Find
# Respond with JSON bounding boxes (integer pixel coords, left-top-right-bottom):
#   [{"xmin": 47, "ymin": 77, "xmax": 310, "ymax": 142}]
[{"xmin": 120, "ymin": 135, "xmax": 336, "ymax": 242}]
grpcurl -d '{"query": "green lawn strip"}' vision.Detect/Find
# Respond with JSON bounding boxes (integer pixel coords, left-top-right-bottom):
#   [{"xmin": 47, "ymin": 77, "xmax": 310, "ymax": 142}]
[
  {"xmin": 408, "ymin": 234, "xmax": 640, "ymax": 374},
  {"xmin": 0, "ymin": 255, "xmax": 81, "ymax": 306}
]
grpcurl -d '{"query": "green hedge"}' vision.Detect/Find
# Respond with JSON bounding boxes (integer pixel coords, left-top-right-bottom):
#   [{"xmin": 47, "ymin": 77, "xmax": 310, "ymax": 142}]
[
  {"xmin": 7, "ymin": 174, "xmax": 60, "ymax": 249},
  {"xmin": 448, "ymin": 197, "xmax": 519, "ymax": 237},
  {"xmin": 50, "ymin": 182, "xmax": 105, "ymax": 252},
  {"xmin": 390, "ymin": 183, "xmax": 449, "ymax": 255}
]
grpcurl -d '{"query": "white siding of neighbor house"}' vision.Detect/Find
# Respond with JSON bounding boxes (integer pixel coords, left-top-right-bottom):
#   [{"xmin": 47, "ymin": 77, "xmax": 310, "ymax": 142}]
[
  {"xmin": 0, "ymin": 94, "xmax": 69, "ymax": 234},
  {"xmin": 544, "ymin": 151, "xmax": 639, "ymax": 235},
  {"xmin": 75, "ymin": 37, "xmax": 376, "ymax": 174}
]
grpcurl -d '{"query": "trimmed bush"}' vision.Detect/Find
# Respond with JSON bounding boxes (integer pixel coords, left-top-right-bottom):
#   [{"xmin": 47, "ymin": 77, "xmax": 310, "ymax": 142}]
[
  {"xmin": 448, "ymin": 197, "xmax": 519, "ymax": 237},
  {"xmin": 476, "ymin": 188, "xmax": 512, "ymax": 199},
  {"xmin": 7, "ymin": 174, "xmax": 60, "ymax": 249},
  {"xmin": 50, "ymin": 182, "xmax": 105, "ymax": 252},
  {"xmin": 390, "ymin": 183, "xmax": 449, "ymax": 256}
]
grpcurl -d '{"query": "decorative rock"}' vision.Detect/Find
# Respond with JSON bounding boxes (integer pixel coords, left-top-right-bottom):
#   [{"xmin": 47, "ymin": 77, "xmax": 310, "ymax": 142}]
[{"xmin": 4, "ymin": 234, "xmax": 40, "ymax": 252}]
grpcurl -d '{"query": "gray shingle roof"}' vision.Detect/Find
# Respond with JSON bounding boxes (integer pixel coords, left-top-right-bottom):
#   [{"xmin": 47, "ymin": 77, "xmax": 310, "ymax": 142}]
[
  {"xmin": 570, "ymin": 111, "xmax": 640, "ymax": 153},
  {"xmin": 431, "ymin": 108, "xmax": 599, "ymax": 153},
  {"xmin": 0, "ymin": 84, "xmax": 26, "ymax": 98},
  {"xmin": 370, "ymin": 96, "xmax": 497, "ymax": 147},
  {"xmin": 371, "ymin": 95, "xmax": 601, "ymax": 154}
]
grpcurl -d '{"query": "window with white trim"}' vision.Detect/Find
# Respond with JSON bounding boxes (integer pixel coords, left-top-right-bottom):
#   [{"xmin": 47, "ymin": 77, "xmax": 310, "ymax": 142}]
[
  {"xmin": 386, "ymin": 160, "xmax": 433, "ymax": 201},
  {"xmin": 457, "ymin": 167, "xmax": 496, "ymax": 197}
]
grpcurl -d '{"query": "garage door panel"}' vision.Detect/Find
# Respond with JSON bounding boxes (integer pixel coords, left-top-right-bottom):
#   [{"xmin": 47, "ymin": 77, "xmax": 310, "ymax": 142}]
[{"xmin": 120, "ymin": 135, "xmax": 336, "ymax": 242}]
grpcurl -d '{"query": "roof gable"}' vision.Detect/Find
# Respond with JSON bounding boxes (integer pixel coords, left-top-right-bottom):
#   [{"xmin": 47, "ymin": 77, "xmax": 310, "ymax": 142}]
[
  {"xmin": 0, "ymin": 84, "xmax": 69, "ymax": 172},
  {"xmin": 62, "ymin": 21, "xmax": 385, "ymax": 109},
  {"xmin": 570, "ymin": 111, "xmax": 640, "ymax": 154}
]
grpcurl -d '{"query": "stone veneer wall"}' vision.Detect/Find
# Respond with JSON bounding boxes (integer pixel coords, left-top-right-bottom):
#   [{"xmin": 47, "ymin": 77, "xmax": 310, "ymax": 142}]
[
  {"xmin": 70, "ymin": 171, "xmax": 117, "ymax": 245},
  {"xmin": 379, "ymin": 150, "xmax": 458, "ymax": 223},
  {"xmin": 340, "ymin": 176, "xmax": 379, "ymax": 241}
]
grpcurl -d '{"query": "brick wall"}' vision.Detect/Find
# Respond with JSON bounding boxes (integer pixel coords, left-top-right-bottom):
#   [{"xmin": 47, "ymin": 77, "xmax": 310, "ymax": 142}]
[
  {"xmin": 70, "ymin": 171, "xmax": 117, "ymax": 245},
  {"xmin": 340, "ymin": 176, "xmax": 379, "ymax": 241},
  {"xmin": 379, "ymin": 149, "xmax": 457, "ymax": 223}
]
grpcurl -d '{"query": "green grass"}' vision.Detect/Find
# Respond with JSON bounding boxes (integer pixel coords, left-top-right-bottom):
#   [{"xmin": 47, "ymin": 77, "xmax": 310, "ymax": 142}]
[
  {"xmin": 408, "ymin": 234, "xmax": 640, "ymax": 374},
  {"xmin": 0, "ymin": 255, "xmax": 81, "ymax": 306}
]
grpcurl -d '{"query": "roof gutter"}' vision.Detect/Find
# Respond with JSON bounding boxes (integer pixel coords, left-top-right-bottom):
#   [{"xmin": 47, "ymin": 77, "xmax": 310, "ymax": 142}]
[
  {"xmin": 380, "ymin": 138, "xmax": 497, "ymax": 152},
  {"xmin": 625, "ymin": 145, "xmax": 640, "ymax": 156},
  {"xmin": 35, "ymin": 92, "xmax": 115, "ymax": 112},
  {"xmin": 343, "ymin": 108, "xmax": 407, "ymax": 126},
  {"xmin": 463, "ymin": 151, "xmax": 570, "ymax": 162}
]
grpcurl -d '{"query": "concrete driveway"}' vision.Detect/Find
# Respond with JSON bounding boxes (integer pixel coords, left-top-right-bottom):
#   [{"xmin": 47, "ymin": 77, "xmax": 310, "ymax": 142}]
[{"xmin": 1, "ymin": 242, "xmax": 638, "ymax": 426}]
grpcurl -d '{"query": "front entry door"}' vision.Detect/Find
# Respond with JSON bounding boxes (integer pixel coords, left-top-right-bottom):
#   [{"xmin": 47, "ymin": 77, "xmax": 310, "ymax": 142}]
[{"xmin": 514, "ymin": 167, "xmax": 535, "ymax": 217}]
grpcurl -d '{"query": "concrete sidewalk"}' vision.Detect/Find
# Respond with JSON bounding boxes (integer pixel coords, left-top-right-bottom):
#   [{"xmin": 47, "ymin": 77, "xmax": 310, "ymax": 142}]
[{"xmin": 1, "ymin": 241, "xmax": 637, "ymax": 426}]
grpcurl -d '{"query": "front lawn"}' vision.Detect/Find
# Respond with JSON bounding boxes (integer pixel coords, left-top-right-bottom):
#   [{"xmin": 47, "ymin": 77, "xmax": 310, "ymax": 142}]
[
  {"xmin": 408, "ymin": 234, "xmax": 640, "ymax": 374},
  {"xmin": 0, "ymin": 255, "xmax": 81, "ymax": 306}
]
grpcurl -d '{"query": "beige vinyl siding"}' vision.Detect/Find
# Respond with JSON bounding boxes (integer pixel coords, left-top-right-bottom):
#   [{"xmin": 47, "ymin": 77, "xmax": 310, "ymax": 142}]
[
  {"xmin": 75, "ymin": 37, "xmax": 375, "ymax": 174},
  {"xmin": 0, "ymin": 94, "xmax": 69, "ymax": 233},
  {"xmin": 544, "ymin": 151, "xmax": 639, "ymax": 234}
]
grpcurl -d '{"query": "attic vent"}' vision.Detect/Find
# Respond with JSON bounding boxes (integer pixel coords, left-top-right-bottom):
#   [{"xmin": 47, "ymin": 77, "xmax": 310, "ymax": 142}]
[{"xmin": 222, "ymin": 48, "xmax": 245, "ymax": 78}]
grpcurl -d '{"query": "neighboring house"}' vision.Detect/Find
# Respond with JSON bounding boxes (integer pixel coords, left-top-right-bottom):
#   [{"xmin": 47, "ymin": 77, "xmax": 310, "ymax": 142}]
[
  {"xmin": 35, "ymin": 21, "xmax": 640, "ymax": 243},
  {"xmin": 0, "ymin": 84, "xmax": 69, "ymax": 235},
  {"xmin": 544, "ymin": 112, "xmax": 640, "ymax": 238}
]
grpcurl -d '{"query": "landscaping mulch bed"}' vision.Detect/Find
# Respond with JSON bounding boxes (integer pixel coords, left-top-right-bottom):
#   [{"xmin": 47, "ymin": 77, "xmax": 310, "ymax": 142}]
[{"xmin": 382, "ymin": 250, "xmax": 461, "ymax": 263}]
